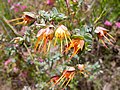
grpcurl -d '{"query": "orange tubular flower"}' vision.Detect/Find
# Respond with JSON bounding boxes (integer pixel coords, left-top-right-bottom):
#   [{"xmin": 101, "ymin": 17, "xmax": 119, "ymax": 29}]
[
  {"xmin": 54, "ymin": 25, "xmax": 71, "ymax": 53},
  {"xmin": 64, "ymin": 38, "xmax": 85, "ymax": 61},
  {"xmin": 52, "ymin": 66, "xmax": 75, "ymax": 88},
  {"xmin": 8, "ymin": 12, "xmax": 36, "ymax": 25},
  {"xmin": 34, "ymin": 25, "xmax": 54, "ymax": 53},
  {"xmin": 95, "ymin": 26, "xmax": 115, "ymax": 48},
  {"xmin": 50, "ymin": 76, "xmax": 60, "ymax": 84}
]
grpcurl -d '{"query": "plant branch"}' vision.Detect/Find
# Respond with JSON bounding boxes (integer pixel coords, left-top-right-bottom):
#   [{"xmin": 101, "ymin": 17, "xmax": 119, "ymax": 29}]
[{"xmin": 2, "ymin": 16, "xmax": 22, "ymax": 37}]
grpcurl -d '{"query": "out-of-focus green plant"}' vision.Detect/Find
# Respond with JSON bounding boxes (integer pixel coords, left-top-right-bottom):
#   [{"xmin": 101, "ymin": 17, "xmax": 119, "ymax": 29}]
[{"xmin": 0, "ymin": 0, "xmax": 119, "ymax": 90}]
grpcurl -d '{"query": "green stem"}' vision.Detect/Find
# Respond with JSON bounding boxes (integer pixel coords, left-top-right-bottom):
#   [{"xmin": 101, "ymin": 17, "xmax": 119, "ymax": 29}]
[
  {"xmin": 94, "ymin": 10, "xmax": 105, "ymax": 24},
  {"xmin": 2, "ymin": 16, "xmax": 22, "ymax": 37},
  {"xmin": 0, "ymin": 20, "xmax": 12, "ymax": 39},
  {"xmin": 23, "ymin": 43, "xmax": 34, "ymax": 60}
]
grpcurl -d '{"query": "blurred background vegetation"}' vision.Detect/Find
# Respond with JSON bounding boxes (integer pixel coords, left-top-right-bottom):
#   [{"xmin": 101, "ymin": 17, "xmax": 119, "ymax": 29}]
[{"xmin": 0, "ymin": 0, "xmax": 120, "ymax": 90}]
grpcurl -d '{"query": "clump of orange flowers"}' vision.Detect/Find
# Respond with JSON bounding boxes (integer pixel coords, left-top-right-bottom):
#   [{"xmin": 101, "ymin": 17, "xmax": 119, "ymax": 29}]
[
  {"xmin": 34, "ymin": 25, "xmax": 85, "ymax": 60},
  {"xmin": 35, "ymin": 24, "xmax": 73, "ymax": 54},
  {"xmin": 95, "ymin": 26, "xmax": 115, "ymax": 48},
  {"xmin": 50, "ymin": 66, "xmax": 75, "ymax": 88},
  {"xmin": 8, "ymin": 12, "xmax": 36, "ymax": 25},
  {"xmin": 64, "ymin": 37, "xmax": 85, "ymax": 61},
  {"xmin": 49, "ymin": 64, "xmax": 89, "ymax": 88},
  {"xmin": 34, "ymin": 24, "xmax": 86, "ymax": 61},
  {"xmin": 35, "ymin": 25, "xmax": 54, "ymax": 53}
]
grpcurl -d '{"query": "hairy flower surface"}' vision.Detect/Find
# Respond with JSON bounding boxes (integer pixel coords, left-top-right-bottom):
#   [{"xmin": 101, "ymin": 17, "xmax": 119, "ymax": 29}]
[
  {"xmin": 35, "ymin": 25, "xmax": 54, "ymax": 53},
  {"xmin": 95, "ymin": 26, "xmax": 115, "ymax": 48},
  {"xmin": 64, "ymin": 38, "xmax": 85, "ymax": 61},
  {"xmin": 8, "ymin": 12, "xmax": 36, "ymax": 25},
  {"xmin": 54, "ymin": 25, "xmax": 71, "ymax": 53}
]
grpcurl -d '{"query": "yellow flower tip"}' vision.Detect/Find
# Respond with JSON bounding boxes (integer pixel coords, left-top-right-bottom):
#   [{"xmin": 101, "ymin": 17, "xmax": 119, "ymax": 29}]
[
  {"xmin": 8, "ymin": 17, "xmax": 23, "ymax": 23},
  {"xmin": 61, "ymin": 70, "xmax": 75, "ymax": 87},
  {"xmin": 55, "ymin": 25, "xmax": 71, "ymax": 53},
  {"xmin": 61, "ymin": 39, "xmax": 63, "ymax": 53},
  {"xmin": 42, "ymin": 38, "xmax": 47, "ymax": 53},
  {"xmin": 34, "ymin": 36, "xmax": 41, "ymax": 52},
  {"xmin": 55, "ymin": 25, "xmax": 70, "ymax": 39},
  {"xmin": 101, "ymin": 39, "xmax": 108, "ymax": 48},
  {"xmin": 107, "ymin": 33, "xmax": 116, "ymax": 42}
]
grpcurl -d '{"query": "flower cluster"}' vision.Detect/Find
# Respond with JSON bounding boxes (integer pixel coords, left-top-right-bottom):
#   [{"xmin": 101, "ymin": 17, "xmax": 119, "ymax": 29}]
[
  {"xmin": 35, "ymin": 24, "xmax": 85, "ymax": 60},
  {"xmin": 64, "ymin": 38, "xmax": 85, "ymax": 61},
  {"xmin": 104, "ymin": 20, "xmax": 120, "ymax": 28},
  {"xmin": 50, "ymin": 64, "xmax": 89, "ymax": 88},
  {"xmin": 35, "ymin": 25, "xmax": 54, "ymax": 53},
  {"xmin": 8, "ymin": 10, "xmax": 116, "ymax": 89},
  {"xmin": 8, "ymin": 12, "xmax": 36, "ymax": 25},
  {"xmin": 54, "ymin": 25, "xmax": 71, "ymax": 53},
  {"xmin": 95, "ymin": 26, "xmax": 115, "ymax": 48},
  {"xmin": 9, "ymin": 2, "xmax": 27, "ymax": 12}
]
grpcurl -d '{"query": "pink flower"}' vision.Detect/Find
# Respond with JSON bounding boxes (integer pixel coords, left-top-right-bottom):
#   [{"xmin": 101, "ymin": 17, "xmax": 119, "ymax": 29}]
[
  {"xmin": 77, "ymin": 64, "xmax": 84, "ymax": 70},
  {"xmin": 115, "ymin": 22, "xmax": 120, "ymax": 28},
  {"xmin": 13, "ymin": 67, "xmax": 19, "ymax": 73},
  {"xmin": 8, "ymin": 0, "xmax": 11, "ymax": 3},
  {"xmin": 11, "ymin": 3, "xmax": 27, "ymax": 12},
  {"xmin": 47, "ymin": 0, "xmax": 55, "ymax": 6},
  {"xmin": 14, "ymin": 8, "xmax": 19, "ymax": 12},
  {"xmin": 104, "ymin": 20, "xmax": 112, "ymax": 26},
  {"xmin": 4, "ymin": 58, "xmax": 12, "ymax": 66},
  {"xmin": 15, "ymin": 3, "xmax": 21, "ymax": 7},
  {"xmin": 20, "ymin": 5, "xmax": 27, "ymax": 11},
  {"xmin": 39, "ymin": 58, "xmax": 44, "ymax": 63}
]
